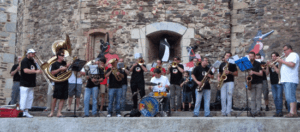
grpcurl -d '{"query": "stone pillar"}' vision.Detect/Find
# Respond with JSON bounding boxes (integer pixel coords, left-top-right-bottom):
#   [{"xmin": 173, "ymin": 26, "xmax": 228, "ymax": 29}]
[{"xmin": 0, "ymin": 0, "xmax": 19, "ymax": 105}]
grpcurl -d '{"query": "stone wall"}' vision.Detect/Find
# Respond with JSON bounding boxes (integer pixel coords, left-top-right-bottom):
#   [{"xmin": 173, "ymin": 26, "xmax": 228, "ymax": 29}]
[
  {"xmin": 0, "ymin": 0, "xmax": 18, "ymax": 105},
  {"xmin": 0, "ymin": 0, "xmax": 299, "ymax": 111}
]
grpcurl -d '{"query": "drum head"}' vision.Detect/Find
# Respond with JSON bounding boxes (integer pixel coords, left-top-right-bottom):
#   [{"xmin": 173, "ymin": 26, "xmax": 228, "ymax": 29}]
[{"xmin": 138, "ymin": 96, "xmax": 159, "ymax": 117}]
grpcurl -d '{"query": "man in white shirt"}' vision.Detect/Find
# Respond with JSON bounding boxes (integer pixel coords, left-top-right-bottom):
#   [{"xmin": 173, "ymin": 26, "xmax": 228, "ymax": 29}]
[
  {"xmin": 148, "ymin": 69, "xmax": 170, "ymax": 111},
  {"xmin": 277, "ymin": 45, "xmax": 299, "ymax": 117},
  {"xmin": 67, "ymin": 71, "xmax": 85, "ymax": 111}
]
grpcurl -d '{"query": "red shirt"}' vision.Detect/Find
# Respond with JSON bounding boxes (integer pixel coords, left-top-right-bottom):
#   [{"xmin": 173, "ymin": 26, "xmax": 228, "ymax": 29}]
[
  {"xmin": 150, "ymin": 67, "xmax": 166, "ymax": 77},
  {"xmin": 100, "ymin": 66, "xmax": 109, "ymax": 85}
]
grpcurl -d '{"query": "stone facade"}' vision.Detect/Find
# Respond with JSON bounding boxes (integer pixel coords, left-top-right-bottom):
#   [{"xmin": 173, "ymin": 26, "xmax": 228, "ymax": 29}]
[
  {"xmin": 0, "ymin": 0, "xmax": 18, "ymax": 105},
  {"xmin": 0, "ymin": 0, "xmax": 299, "ymax": 111}
]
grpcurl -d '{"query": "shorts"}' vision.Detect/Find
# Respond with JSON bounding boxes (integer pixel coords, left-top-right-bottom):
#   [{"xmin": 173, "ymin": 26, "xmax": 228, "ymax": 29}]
[
  {"xmin": 100, "ymin": 85, "xmax": 106, "ymax": 94},
  {"xmin": 282, "ymin": 82, "xmax": 298, "ymax": 103},
  {"xmin": 262, "ymin": 80, "xmax": 269, "ymax": 100},
  {"xmin": 53, "ymin": 83, "xmax": 68, "ymax": 100},
  {"xmin": 182, "ymin": 91, "xmax": 192, "ymax": 103},
  {"xmin": 68, "ymin": 83, "xmax": 82, "ymax": 97}
]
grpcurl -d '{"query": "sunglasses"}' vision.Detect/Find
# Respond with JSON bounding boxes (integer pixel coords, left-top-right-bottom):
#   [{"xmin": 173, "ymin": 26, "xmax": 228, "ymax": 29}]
[{"xmin": 58, "ymin": 54, "xmax": 64, "ymax": 57}]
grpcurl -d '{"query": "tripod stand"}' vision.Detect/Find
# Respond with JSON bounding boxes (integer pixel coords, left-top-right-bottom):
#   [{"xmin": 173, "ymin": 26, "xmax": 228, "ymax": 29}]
[
  {"xmin": 235, "ymin": 57, "xmax": 253, "ymax": 117},
  {"xmin": 68, "ymin": 59, "xmax": 86, "ymax": 117}
]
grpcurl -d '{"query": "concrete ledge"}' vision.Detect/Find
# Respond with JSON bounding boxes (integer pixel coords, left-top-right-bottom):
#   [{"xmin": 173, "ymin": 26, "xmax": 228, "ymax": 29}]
[{"xmin": 0, "ymin": 117, "xmax": 299, "ymax": 132}]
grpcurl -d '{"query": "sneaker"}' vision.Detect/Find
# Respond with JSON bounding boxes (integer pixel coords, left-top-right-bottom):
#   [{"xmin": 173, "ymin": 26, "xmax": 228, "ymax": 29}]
[
  {"xmin": 273, "ymin": 113, "xmax": 278, "ymax": 117},
  {"xmin": 278, "ymin": 112, "xmax": 283, "ymax": 117},
  {"xmin": 24, "ymin": 111, "xmax": 33, "ymax": 118},
  {"xmin": 193, "ymin": 115, "xmax": 198, "ymax": 117},
  {"xmin": 117, "ymin": 114, "xmax": 122, "ymax": 117},
  {"xmin": 107, "ymin": 114, "xmax": 111, "ymax": 117},
  {"xmin": 84, "ymin": 115, "xmax": 89, "ymax": 117},
  {"xmin": 227, "ymin": 113, "xmax": 231, "ymax": 117},
  {"xmin": 265, "ymin": 106, "xmax": 269, "ymax": 111},
  {"xmin": 205, "ymin": 114, "xmax": 213, "ymax": 117}
]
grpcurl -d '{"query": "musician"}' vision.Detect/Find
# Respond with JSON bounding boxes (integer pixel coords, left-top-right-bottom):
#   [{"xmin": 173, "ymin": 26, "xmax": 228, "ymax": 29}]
[
  {"xmin": 130, "ymin": 57, "xmax": 147, "ymax": 110},
  {"xmin": 191, "ymin": 58, "xmax": 200, "ymax": 106},
  {"xmin": 83, "ymin": 59, "xmax": 104, "ymax": 117},
  {"xmin": 191, "ymin": 57, "xmax": 214, "ymax": 117},
  {"xmin": 277, "ymin": 45, "xmax": 299, "ymax": 118},
  {"xmin": 218, "ymin": 52, "xmax": 238, "ymax": 117},
  {"xmin": 167, "ymin": 56, "xmax": 184, "ymax": 111},
  {"xmin": 20, "ymin": 49, "xmax": 42, "ymax": 118},
  {"xmin": 255, "ymin": 53, "xmax": 269, "ymax": 111},
  {"xmin": 48, "ymin": 50, "xmax": 70, "ymax": 117},
  {"xmin": 106, "ymin": 58, "xmax": 124, "ymax": 117},
  {"xmin": 9, "ymin": 56, "xmax": 22, "ymax": 105},
  {"xmin": 266, "ymin": 52, "xmax": 283, "ymax": 117},
  {"xmin": 180, "ymin": 71, "xmax": 194, "ymax": 111},
  {"xmin": 148, "ymin": 68, "xmax": 170, "ymax": 112},
  {"xmin": 150, "ymin": 59, "xmax": 166, "ymax": 76},
  {"xmin": 248, "ymin": 51, "xmax": 263, "ymax": 116},
  {"xmin": 67, "ymin": 69, "xmax": 85, "ymax": 111},
  {"xmin": 118, "ymin": 58, "xmax": 130, "ymax": 111},
  {"xmin": 98, "ymin": 57, "xmax": 108, "ymax": 112}
]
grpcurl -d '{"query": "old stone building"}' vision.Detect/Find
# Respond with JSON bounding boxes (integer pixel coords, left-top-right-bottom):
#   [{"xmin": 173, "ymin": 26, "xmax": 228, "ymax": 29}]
[{"xmin": 0, "ymin": 0, "xmax": 300, "ymax": 111}]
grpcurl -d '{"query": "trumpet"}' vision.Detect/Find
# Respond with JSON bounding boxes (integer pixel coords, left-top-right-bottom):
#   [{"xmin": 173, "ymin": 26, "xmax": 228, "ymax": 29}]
[
  {"xmin": 171, "ymin": 62, "xmax": 177, "ymax": 68},
  {"xmin": 261, "ymin": 54, "xmax": 285, "ymax": 69},
  {"xmin": 138, "ymin": 59, "xmax": 144, "ymax": 65}
]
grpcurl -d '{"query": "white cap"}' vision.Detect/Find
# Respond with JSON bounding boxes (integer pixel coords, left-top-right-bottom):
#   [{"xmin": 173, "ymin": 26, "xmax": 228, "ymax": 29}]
[{"xmin": 27, "ymin": 49, "xmax": 36, "ymax": 54}]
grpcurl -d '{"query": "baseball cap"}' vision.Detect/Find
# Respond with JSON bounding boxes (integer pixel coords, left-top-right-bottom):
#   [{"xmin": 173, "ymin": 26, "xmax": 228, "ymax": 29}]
[{"xmin": 27, "ymin": 49, "xmax": 36, "ymax": 54}]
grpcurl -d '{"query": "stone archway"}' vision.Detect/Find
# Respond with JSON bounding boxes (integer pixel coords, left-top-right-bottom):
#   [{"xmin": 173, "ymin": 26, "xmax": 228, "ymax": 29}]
[{"xmin": 131, "ymin": 22, "xmax": 194, "ymax": 64}]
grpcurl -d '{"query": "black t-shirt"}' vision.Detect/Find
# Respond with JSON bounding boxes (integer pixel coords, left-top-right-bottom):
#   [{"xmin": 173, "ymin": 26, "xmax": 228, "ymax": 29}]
[
  {"xmin": 51, "ymin": 61, "xmax": 68, "ymax": 85},
  {"xmin": 120, "ymin": 67, "xmax": 129, "ymax": 85},
  {"xmin": 86, "ymin": 67, "xmax": 104, "ymax": 88},
  {"xmin": 106, "ymin": 68, "xmax": 123, "ymax": 88},
  {"xmin": 250, "ymin": 61, "xmax": 263, "ymax": 84},
  {"xmin": 130, "ymin": 64, "xmax": 146, "ymax": 84},
  {"xmin": 269, "ymin": 62, "xmax": 280, "ymax": 84},
  {"xmin": 260, "ymin": 61, "xmax": 267, "ymax": 80},
  {"xmin": 20, "ymin": 57, "xmax": 37, "ymax": 87},
  {"xmin": 192, "ymin": 65, "xmax": 213, "ymax": 90},
  {"xmin": 180, "ymin": 78, "xmax": 193, "ymax": 92},
  {"xmin": 169, "ymin": 64, "xmax": 184, "ymax": 85},
  {"xmin": 10, "ymin": 64, "xmax": 21, "ymax": 81},
  {"xmin": 219, "ymin": 62, "xmax": 237, "ymax": 82}
]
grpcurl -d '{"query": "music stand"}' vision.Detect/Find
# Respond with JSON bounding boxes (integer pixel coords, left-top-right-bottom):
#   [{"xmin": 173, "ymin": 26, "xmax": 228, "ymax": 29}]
[
  {"xmin": 68, "ymin": 59, "xmax": 87, "ymax": 117},
  {"xmin": 235, "ymin": 57, "xmax": 253, "ymax": 117}
]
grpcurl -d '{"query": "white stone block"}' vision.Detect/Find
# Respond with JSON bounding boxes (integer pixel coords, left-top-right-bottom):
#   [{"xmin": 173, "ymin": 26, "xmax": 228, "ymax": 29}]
[
  {"xmin": 5, "ymin": 78, "xmax": 13, "ymax": 89},
  {"xmin": 131, "ymin": 28, "xmax": 145, "ymax": 39},
  {"xmin": 7, "ymin": 6, "xmax": 17, "ymax": 13},
  {"xmin": 182, "ymin": 28, "xmax": 194, "ymax": 39}
]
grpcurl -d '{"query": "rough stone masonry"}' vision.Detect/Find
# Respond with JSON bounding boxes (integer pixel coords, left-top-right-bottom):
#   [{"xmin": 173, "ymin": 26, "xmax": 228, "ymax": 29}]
[{"xmin": 0, "ymin": 0, "xmax": 299, "ymax": 111}]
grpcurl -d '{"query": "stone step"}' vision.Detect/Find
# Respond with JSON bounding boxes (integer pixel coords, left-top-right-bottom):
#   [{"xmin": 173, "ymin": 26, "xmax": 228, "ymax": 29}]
[{"xmin": 29, "ymin": 110, "xmax": 296, "ymax": 117}]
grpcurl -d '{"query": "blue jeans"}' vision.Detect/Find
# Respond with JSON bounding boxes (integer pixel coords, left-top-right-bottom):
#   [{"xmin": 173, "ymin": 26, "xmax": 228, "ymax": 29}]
[
  {"xmin": 84, "ymin": 87, "xmax": 98, "ymax": 116},
  {"xmin": 121, "ymin": 84, "xmax": 127, "ymax": 111},
  {"xmin": 271, "ymin": 84, "xmax": 283, "ymax": 114},
  {"xmin": 10, "ymin": 81, "xmax": 20, "ymax": 105},
  {"xmin": 221, "ymin": 82, "xmax": 234, "ymax": 115},
  {"xmin": 194, "ymin": 89, "xmax": 211, "ymax": 116},
  {"xmin": 108, "ymin": 88, "xmax": 122, "ymax": 115},
  {"xmin": 282, "ymin": 82, "xmax": 298, "ymax": 112}
]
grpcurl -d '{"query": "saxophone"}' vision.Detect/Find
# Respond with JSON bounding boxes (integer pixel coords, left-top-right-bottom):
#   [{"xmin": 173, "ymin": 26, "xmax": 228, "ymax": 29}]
[
  {"xmin": 217, "ymin": 62, "xmax": 229, "ymax": 89},
  {"xmin": 197, "ymin": 66, "xmax": 213, "ymax": 92}
]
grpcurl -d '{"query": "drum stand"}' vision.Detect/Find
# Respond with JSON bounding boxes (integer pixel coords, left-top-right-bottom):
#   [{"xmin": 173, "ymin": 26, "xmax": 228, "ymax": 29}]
[{"xmin": 236, "ymin": 71, "xmax": 253, "ymax": 117}]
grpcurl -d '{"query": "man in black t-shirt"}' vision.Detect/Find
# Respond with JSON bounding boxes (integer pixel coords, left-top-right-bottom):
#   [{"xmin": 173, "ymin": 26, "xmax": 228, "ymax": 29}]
[
  {"xmin": 20, "ymin": 49, "xmax": 42, "ymax": 118},
  {"xmin": 266, "ymin": 52, "xmax": 283, "ymax": 117},
  {"xmin": 118, "ymin": 58, "xmax": 130, "ymax": 111},
  {"xmin": 218, "ymin": 52, "xmax": 238, "ymax": 117},
  {"xmin": 129, "ymin": 57, "xmax": 147, "ymax": 109},
  {"xmin": 106, "ymin": 58, "xmax": 124, "ymax": 117},
  {"xmin": 191, "ymin": 57, "xmax": 214, "ymax": 117},
  {"xmin": 9, "ymin": 56, "xmax": 22, "ymax": 105},
  {"xmin": 48, "ymin": 50, "xmax": 70, "ymax": 117},
  {"xmin": 167, "ymin": 56, "xmax": 184, "ymax": 111},
  {"xmin": 83, "ymin": 59, "xmax": 104, "ymax": 117},
  {"xmin": 256, "ymin": 53, "xmax": 270, "ymax": 111},
  {"xmin": 248, "ymin": 52, "xmax": 263, "ymax": 116}
]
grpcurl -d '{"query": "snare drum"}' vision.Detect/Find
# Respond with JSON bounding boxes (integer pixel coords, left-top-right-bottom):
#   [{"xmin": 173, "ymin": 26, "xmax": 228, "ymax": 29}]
[
  {"xmin": 138, "ymin": 96, "xmax": 159, "ymax": 117},
  {"xmin": 153, "ymin": 91, "xmax": 168, "ymax": 97}
]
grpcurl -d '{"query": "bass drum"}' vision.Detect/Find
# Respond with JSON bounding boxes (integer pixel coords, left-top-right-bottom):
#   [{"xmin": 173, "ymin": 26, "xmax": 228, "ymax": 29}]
[{"xmin": 138, "ymin": 96, "xmax": 159, "ymax": 117}]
